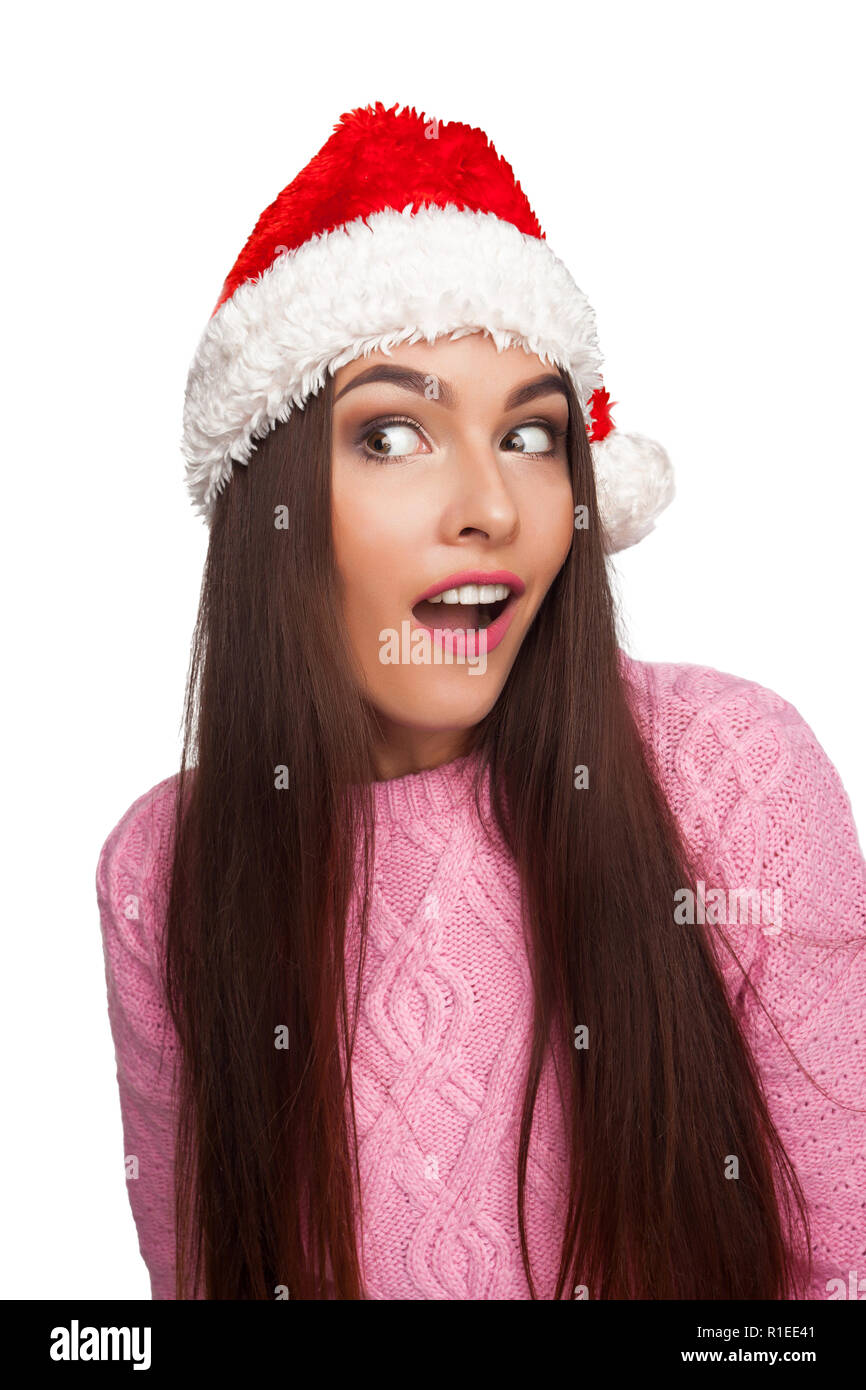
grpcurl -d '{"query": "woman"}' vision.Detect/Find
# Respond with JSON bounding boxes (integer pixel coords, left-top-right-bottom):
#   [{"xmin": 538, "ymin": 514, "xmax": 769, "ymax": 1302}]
[{"xmin": 96, "ymin": 102, "xmax": 866, "ymax": 1300}]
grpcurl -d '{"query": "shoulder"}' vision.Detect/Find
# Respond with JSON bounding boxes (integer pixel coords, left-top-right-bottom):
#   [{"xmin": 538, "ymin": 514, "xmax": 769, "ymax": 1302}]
[
  {"xmin": 618, "ymin": 648, "xmax": 866, "ymax": 967},
  {"xmin": 618, "ymin": 646, "xmax": 809, "ymax": 757},
  {"xmin": 616, "ymin": 648, "xmax": 859, "ymax": 843},
  {"xmin": 95, "ymin": 773, "xmax": 183, "ymax": 967}
]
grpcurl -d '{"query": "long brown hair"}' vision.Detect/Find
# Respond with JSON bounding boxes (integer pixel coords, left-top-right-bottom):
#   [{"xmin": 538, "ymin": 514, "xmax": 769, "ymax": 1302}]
[{"xmin": 162, "ymin": 364, "xmax": 812, "ymax": 1299}]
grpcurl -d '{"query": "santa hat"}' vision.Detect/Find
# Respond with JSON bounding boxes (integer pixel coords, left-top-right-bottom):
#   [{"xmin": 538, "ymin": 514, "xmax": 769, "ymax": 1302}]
[{"xmin": 181, "ymin": 102, "xmax": 674, "ymax": 552}]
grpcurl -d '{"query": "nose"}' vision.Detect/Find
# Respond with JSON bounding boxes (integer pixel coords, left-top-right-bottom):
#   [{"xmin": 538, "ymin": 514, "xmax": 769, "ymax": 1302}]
[{"xmin": 438, "ymin": 437, "xmax": 520, "ymax": 544}]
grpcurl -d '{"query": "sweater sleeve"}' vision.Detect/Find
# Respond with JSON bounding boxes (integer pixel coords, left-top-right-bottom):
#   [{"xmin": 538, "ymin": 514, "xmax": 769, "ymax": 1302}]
[
  {"xmin": 645, "ymin": 660, "xmax": 866, "ymax": 1300},
  {"xmin": 737, "ymin": 704, "xmax": 866, "ymax": 1299},
  {"xmin": 95, "ymin": 776, "xmax": 187, "ymax": 1300}
]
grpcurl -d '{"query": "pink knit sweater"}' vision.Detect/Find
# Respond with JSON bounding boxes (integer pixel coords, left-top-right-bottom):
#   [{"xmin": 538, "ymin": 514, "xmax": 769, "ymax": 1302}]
[{"xmin": 96, "ymin": 653, "xmax": 866, "ymax": 1299}]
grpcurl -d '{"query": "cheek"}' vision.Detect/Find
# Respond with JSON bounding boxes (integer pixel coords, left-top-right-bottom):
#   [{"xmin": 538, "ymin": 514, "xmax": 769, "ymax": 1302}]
[
  {"xmin": 555, "ymin": 480, "xmax": 577, "ymax": 561},
  {"xmin": 520, "ymin": 469, "xmax": 575, "ymax": 574},
  {"xmin": 331, "ymin": 469, "xmax": 418, "ymax": 622}
]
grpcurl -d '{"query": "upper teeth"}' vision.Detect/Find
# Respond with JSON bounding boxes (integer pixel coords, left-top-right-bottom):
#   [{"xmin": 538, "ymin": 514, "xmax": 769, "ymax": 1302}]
[{"xmin": 429, "ymin": 583, "xmax": 512, "ymax": 605}]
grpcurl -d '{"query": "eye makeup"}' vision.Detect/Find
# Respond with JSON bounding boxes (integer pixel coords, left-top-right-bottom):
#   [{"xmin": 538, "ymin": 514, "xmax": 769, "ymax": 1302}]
[{"xmin": 352, "ymin": 413, "xmax": 568, "ymax": 462}]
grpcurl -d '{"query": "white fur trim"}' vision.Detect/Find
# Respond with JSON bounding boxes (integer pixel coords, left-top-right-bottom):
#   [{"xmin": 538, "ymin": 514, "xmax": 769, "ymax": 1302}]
[
  {"xmin": 181, "ymin": 202, "xmax": 675, "ymax": 550},
  {"xmin": 182, "ymin": 205, "xmax": 603, "ymax": 515},
  {"xmin": 591, "ymin": 431, "xmax": 675, "ymax": 552}
]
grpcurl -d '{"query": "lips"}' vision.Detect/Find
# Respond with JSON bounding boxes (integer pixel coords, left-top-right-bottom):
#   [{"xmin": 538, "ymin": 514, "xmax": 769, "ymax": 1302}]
[
  {"xmin": 411, "ymin": 569, "xmax": 526, "ymax": 607},
  {"xmin": 410, "ymin": 569, "xmax": 525, "ymax": 657}
]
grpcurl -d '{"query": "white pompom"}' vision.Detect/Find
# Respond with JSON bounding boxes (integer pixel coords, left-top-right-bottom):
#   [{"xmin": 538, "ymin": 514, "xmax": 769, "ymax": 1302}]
[{"xmin": 590, "ymin": 431, "xmax": 675, "ymax": 553}]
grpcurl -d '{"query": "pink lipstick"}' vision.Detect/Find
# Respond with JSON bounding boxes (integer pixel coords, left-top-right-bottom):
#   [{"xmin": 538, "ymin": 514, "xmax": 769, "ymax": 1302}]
[{"xmin": 410, "ymin": 569, "xmax": 524, "ymax": 657}]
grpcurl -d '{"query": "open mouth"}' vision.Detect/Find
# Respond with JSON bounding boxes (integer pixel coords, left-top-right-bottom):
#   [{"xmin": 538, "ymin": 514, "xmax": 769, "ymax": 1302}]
[{"xmin": 412, "ymin": 591, "xmax": 514, "ymax": 632}]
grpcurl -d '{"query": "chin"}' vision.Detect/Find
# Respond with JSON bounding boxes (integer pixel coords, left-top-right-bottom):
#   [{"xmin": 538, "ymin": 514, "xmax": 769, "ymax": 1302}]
[{"xmin": 371, "ymin": 678, "xmax": 504, "ymax": 731}]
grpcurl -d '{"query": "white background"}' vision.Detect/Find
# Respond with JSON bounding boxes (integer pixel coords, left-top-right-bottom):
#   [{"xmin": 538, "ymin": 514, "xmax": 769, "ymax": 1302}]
[{"xmin": 3, "ymin": 0, "xmax": 863, "ymax": 1298}]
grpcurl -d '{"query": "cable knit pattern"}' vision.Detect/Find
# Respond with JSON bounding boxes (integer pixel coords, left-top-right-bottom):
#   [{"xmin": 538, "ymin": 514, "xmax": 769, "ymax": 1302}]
[
  {"xmin": 341, "ymin": 753, "xmax": 571, "ymax": 1298},
  {"xmin": 96, "ymin": 652, "xmax": 866, "ymax": 1299}
]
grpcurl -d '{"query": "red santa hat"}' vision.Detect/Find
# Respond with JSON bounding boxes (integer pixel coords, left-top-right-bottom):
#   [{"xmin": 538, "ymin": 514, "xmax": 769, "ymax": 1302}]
[{"xmin": 182, "ymin": 102, "xmax": 674, "ymax": 552}]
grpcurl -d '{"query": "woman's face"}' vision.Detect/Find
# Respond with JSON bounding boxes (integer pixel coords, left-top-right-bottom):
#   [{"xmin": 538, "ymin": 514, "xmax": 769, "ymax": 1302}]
[{"xmin": 330, "ymin": 332, "xmax": 575, "ymax": 777}]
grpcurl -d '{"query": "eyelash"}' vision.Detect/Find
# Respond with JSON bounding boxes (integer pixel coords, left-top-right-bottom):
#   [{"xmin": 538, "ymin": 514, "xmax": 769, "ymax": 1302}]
[{"xmin": 353, "ymin": 413, "xmax": 568, "ymax": 462}]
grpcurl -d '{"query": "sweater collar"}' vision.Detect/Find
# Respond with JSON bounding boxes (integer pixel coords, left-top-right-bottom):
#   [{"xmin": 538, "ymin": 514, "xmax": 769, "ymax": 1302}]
[{"xmin": 371, "ymin": 750, "xmax": 486, "ymax": 824}]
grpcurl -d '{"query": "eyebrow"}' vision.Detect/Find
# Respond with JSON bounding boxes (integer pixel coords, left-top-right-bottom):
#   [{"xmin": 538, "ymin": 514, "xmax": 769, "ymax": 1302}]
[{"xmin": 333, "ymin": 364, "xmax": 568, "ymax": 412}]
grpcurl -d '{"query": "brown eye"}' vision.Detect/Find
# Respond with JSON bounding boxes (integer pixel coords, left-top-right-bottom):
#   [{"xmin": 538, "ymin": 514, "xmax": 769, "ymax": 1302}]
[
  {"xmin": 363, "ymin": 423, "xmax": 424, "ymax": 457},
  {"xmin": 501, "ymin": 424, "xmax": 556, "ymax": 455}
]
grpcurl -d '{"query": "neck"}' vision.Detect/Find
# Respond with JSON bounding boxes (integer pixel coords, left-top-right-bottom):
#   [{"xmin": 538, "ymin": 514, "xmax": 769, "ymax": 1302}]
[{"xmin": 370, "ymin": 721, "xmax": 475, "ymax": 782}]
